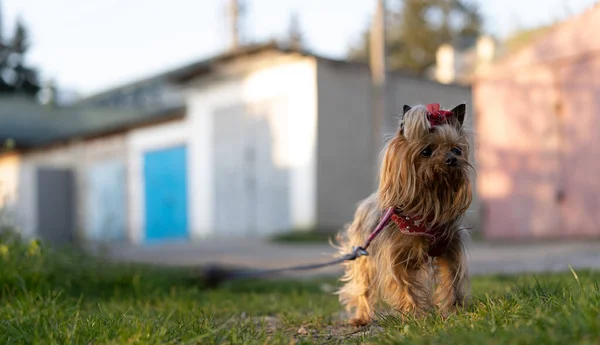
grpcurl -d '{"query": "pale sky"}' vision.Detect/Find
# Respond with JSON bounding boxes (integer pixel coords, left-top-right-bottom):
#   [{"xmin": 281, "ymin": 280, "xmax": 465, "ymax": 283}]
[{"xmin": 2, "ymin": 0, "xmax": 598, "ymax": 96}]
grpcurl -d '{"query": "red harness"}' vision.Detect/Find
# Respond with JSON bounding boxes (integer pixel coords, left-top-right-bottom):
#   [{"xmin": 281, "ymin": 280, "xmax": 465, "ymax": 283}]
[
  {"xmin": 362, "ymin": 207, "xmax": 449, "ymax": 257},
  {"xmin": 390, "ymin": 210, "xmax": 449, "ymax": 257}
]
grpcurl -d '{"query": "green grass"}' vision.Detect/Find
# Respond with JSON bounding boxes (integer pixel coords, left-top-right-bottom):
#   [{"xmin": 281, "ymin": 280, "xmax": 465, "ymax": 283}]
[{"xmin": 0, "ymin": 232, "xmax": 599, "ymax": 344}]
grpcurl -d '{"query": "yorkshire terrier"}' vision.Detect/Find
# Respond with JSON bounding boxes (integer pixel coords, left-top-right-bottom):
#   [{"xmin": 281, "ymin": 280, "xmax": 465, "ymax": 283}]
[{"xmin": 335, "ymin": 103, "xmax": 473, "ymax": 326}]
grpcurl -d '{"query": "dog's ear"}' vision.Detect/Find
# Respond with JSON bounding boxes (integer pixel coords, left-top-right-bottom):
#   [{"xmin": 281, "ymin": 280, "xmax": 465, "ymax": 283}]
[
  {"xmin": 398, "ymin": 105, "xmax": 412, "ymax": 135},
  {"xmin": 399, "ymin": 105, "xmax": 430, "ymax": 140},
  {"xmin": 451, "ymin": 104, "xmax": 466, "ymax": 127}
]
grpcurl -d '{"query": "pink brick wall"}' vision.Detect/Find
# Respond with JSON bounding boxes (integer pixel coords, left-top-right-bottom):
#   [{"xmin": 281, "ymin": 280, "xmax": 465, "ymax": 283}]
[{"xmin": 475, "ymin": 5, "xmax": 600, "ymax": 239}]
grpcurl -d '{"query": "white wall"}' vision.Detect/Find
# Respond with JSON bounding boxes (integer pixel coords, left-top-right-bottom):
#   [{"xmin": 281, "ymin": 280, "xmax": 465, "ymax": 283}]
[
  {"xmin": 242, "ymin": 59, "xmax": 318, "ymax": 230},
  {"xmin": 184, "ymin": 57, "xmax": 318, "ymax": 235}
]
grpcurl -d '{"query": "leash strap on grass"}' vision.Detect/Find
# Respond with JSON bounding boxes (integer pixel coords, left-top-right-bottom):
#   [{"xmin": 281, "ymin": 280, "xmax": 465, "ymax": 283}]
[
  {"xmin": 223, "ymin": 246, "xmax": 370, "ymax": 280},
  {"xmin": 201, "ymin": 208, "xmax": 395, "ymax": 287}
]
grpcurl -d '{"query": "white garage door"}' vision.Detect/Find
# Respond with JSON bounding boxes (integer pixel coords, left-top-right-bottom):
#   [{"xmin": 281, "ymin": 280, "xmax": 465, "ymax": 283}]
[{"xmin": 212, "ymin": 97, "xmax": 290, "ymax": 237}]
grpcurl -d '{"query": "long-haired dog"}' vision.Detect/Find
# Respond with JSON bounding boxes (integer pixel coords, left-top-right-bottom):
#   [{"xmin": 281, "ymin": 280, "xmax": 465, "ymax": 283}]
[{"xmin": 335, "ymin": 103, "xmax": 473, "ymax": 326}]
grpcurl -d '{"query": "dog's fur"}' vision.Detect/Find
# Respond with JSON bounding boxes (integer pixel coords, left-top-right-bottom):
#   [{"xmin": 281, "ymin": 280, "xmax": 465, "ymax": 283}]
[{"xmin": 334, "ymin": 104, "xmax": 473, "ymax": 326}]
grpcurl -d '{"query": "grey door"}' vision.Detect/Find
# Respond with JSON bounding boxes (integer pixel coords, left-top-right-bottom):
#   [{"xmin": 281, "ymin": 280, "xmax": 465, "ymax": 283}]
[{"xmin": 36, "ymin": 167, "xmax": 75, "ymax": 247}]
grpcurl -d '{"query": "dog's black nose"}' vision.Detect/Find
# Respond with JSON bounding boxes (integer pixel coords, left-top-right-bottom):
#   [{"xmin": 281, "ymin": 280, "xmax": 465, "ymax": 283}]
[{"xmin": 445, "ymin": 154, "xmax": 458, "ymax": 166}]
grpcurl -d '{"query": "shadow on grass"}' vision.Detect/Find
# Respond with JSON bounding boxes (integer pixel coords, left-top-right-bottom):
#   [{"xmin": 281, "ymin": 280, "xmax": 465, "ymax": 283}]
[{"xmin": 218, "ymin": 277, "xmax": 337, "ymax": 294}]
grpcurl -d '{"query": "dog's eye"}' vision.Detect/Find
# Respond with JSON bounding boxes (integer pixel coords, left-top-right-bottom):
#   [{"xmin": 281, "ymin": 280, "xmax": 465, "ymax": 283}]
[
  {"xmin": 421, "ymin": 146, "xmax": 432, "ymax": 157},
  {"xmin": 451, "ymin": 147, "xmax": 462, "ymax": 156}
]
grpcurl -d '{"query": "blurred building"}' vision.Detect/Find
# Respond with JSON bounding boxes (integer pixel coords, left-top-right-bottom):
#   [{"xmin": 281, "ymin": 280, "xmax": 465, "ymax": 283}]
[
  {"xmin": 0, "ymin": 44, "xmax": 475, "ymax": 246},
  {"xmin": 430, "ymin": 35, "xmax": 500, "ymax": 85},
  {"xmin": 0, "ymin": 96, "xmax": 182, "ymax": 245},
  {"xmin": 474, "ymin": 4, "xmax": 600, "ymax": 239}
]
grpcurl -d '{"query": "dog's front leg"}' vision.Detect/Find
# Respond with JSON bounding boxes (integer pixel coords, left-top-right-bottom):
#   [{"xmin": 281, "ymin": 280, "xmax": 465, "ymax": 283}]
[
  {"xmin": 433, "ymin": 238, "xmax": 470, "ymax": 313},
  {"xmin": 383, "ymin": 263, "xmax": 433, "ymax": 317},
  {"xmin": 338, "ymin": 257, "xmax": 375, "ymax": 327}
]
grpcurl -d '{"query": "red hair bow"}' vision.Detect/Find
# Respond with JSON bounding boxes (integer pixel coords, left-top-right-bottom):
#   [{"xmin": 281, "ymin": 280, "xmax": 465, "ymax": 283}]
[{"xmin": 426, "ymin": 103, "xmax": 453, "ymax": 128}]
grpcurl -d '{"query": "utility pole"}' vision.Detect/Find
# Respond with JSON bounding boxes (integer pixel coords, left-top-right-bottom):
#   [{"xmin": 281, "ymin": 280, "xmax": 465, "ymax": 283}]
[
  {"xmin": 370, "ymin": 0, "xmax": 387, "ymax": 179},
  {"xmin": 287, "ymin": 11, "xmax": 303, "ymax": 50},
  {"xmin": 0, "ymin": 0, "xmax": 3, "ymax": 43},
  {"xmin": 228, "ymin": 0, "xmax": 242, "ymax": 51}
]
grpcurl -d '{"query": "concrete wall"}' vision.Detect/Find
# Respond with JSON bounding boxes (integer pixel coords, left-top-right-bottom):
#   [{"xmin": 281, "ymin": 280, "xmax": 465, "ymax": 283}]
[
  {"xmin": 475, "ymin": 5, "xmax": 600, "ymax": 239},
  {"xmin": 315, "ymin": 61, "xmax": 375, "ymax": 231},
  {"xmin": 315, "ymin": 60, "xmax": 479, "ymax": 233}
]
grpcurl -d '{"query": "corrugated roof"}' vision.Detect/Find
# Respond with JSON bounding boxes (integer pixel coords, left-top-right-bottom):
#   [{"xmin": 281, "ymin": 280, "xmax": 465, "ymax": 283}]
[{"xmin": 0, "ymin": 96, "xmax": 184, "ymax": 150}]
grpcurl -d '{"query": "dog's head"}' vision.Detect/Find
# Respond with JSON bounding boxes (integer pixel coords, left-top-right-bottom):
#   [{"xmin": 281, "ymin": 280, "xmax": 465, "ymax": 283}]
[{"xmin": 378, "ymin": 103, "xmax": 473, "ymax": 225}]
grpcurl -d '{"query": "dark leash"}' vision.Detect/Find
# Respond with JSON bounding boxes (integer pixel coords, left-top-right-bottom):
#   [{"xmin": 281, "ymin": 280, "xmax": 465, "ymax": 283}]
[{"xmin": 200, "ymin": 207, "xmax": 395, "ymax": 288}]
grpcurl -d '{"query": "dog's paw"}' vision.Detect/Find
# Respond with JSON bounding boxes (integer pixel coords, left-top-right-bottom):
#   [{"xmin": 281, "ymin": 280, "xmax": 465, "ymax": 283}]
[{"xmin": 349, "ymin": 317, "xmax": 370, "ymax": 327}]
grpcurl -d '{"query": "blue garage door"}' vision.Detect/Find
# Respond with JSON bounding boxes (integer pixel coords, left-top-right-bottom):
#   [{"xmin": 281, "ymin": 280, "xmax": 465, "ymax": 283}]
[{"xmin": 143, "ymin": 145, "xmax": 189, "ymax": 242}]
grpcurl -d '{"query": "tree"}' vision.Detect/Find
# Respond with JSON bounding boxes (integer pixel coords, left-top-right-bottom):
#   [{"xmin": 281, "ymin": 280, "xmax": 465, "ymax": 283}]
[
  {"xmin": 0, "ymin": 18, "xmax": 41, "ymax": 97},
  {"xmin": 349, "ymin": 0, "xmax": 483, "ymax": 76}
]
